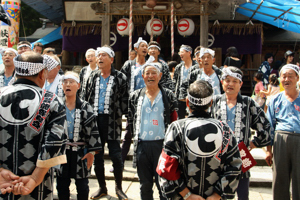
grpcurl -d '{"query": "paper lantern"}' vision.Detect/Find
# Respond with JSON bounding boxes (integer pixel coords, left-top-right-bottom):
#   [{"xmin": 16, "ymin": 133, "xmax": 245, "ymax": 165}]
[
  {"xmin": 146, "ymin": 0, "xmax": 157, "ymax": 8},
  {"xmin": 116, "ymin": 18, "xmax": 133, "ymax": 36},
  {"xmin": 177, "ymin": 18, "xmax": 195, "ymax": 37},
  {"xmin": 146, "ymin": 19, "xmax": 164, "ymax": 36}
]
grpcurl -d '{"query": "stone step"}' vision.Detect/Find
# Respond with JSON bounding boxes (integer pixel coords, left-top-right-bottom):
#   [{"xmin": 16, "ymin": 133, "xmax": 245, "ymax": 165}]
[{"xmin": 250, "ymin": 166, "xmax": 272, "ymax": 188}]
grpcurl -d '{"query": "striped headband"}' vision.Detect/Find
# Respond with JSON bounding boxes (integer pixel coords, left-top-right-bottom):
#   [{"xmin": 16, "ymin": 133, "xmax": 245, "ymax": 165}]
[
  {"xmin": 280, "ymin": 64, "xmax": 299, "ymax": 76},
  {"xmin": 188, "ymin": 92, "xmax": 213, "ymax": 106},
  {"xmin": 13, "ymin": 55, "xmax": 59, "ymax": 76},
  {"xmin": 142, "ymin": 56, "xmax": 161, "ymax": 73},
  {"xmin": 221, "ymin": 68, "xmax": 242, "ymax": 82},
  {"xmin": 180, "ymin": 46, "xmax": 192, "ymax": 53}
]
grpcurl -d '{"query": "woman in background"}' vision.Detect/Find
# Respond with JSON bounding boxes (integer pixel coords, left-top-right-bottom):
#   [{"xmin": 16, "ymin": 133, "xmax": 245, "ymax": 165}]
[{"xmin": 223, "ymin": 46, "xmax": 242, "ymax": 68}]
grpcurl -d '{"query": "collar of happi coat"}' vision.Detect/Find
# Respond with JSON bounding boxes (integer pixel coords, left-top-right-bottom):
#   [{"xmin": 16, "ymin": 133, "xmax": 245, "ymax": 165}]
[
  {"xmin": 0, "ymin": 70, "xmax": 15, "ymax": 87},
  {"xmin": 93, "ymin": 73, "xmax": 115, "ymax": 115},
  {"xmin": 188, "ymin": 110, "xmax": 211, "ymax": 119},
  {"xmin": 134, "ymin": 89, "xmax": 145, "ymax": 141},
  {"xmin": 220, "ymin": 93, "xmax": 243, "ymax": 141},
  {"xmin": 0, "ymin": 74, "xmax": 4, "ymax": 87},
  {"xmin": 63, "ymin": 96, "xmax": 81, "ymax": 151},
  {"xmin": 85, "ymin": 64, "xmax": 99, "ymax": 81}
]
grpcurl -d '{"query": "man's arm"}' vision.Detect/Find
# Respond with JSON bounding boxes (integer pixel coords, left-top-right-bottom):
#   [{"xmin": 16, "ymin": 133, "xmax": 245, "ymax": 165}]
[
  {"xmin": 250, "ymin": 99, "xmax": 272, "ymax": 148},
  {"xmin": 12, "ymin": 167, "xmax": 49, "ymax": 196},
  {"xmin": 159, "ymin": 63, "xmax": 174, "ymax": 91},
  {"xmin": 0, "ymin": 168, "xmax": 19, "ymax": 194}
]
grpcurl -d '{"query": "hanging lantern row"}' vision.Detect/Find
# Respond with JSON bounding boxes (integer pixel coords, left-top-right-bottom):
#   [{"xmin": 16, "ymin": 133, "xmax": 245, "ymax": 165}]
[{"xmin": 116, "ymin": 18, "xmax": 195, "ymax": 37}]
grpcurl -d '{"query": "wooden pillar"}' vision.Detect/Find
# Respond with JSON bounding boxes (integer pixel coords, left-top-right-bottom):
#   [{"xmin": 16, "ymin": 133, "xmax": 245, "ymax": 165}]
[
  {"xmin": 200, "ymin": 1, "xmax": 209, "ymax": 47},
  {"xmin": 101, "ymin": 0, "xmax": 110, "ymax": 46},
  {"xmin": 253, "ymin": 54, "xmax": 261, "ymax": 69},
  {"xmin": 212, "ymin": 48, "xmax": 222, "ymax": 67},
  {"xmin": 115, "ymin": 51, "xmax": 122, "ymax": 70},
  {"xmin": 62, "ymin": 50, "xmax": 70, "ymax": 65}
]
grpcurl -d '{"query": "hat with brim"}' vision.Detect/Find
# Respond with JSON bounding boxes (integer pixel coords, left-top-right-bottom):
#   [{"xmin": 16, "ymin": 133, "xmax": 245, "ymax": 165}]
[{"xmin": 285, "ymin": 50, "xmax": 294, "ymax": 57}]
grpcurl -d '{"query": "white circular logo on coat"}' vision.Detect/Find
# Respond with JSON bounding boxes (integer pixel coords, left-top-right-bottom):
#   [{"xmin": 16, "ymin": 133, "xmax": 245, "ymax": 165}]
[
  {"xmin": 185, "ymin": 120, "xmax": 222, "ymax": 157},
  {"xmin": 0, "ymin": 85, "xmax": 42, "ymax": 125}
]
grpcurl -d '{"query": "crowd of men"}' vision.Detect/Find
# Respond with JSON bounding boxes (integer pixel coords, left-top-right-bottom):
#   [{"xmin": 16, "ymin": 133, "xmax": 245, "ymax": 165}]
[{"xmin": 0, "ymin": 38, "xmax": 299, "ymax": 200}]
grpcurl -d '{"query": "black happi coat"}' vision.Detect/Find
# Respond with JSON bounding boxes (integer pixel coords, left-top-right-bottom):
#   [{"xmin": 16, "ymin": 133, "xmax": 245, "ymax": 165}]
[
  {"xmin": 57, "ymin": 96, "xmax": 102, "ymax": 179},
  {"xmin": 85, "ymin": 66, "xmax": 128, "ymax": 140}
]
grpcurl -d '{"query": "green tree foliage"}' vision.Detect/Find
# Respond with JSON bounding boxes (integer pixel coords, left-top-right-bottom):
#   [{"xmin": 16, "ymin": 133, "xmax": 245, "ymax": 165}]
[{"xmin": 19, "ymin": 2, "xmax": 45, "ymax": 37}]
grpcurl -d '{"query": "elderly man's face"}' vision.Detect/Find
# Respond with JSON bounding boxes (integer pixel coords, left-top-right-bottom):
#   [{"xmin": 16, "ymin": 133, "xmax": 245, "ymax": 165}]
[
  {"xmin": 62, "ymin": 78, "xmax": 80, "ymax": 97},
  {"xmin": 96, "ymin": 51, "xmax": 113, "ymax": 70},
  {"xmin": 18, "ymin": 46, "xmax": 31, "ymax": 54},
  {"xmin": 201, "ymin": 53, "xmax": 215, "ymax": 70},
  {"xmin": 179, "ymin": 49, "xmax": 191, "ymax": 62},
  {"xmin": 280, "ymin": 69, "xmax": 299, "ymax": 90},
  {"xmin": 86, "ymin": 51, "xmax": 96, "ymax": 65},
  {"xmin": 221, "ymin": 75, "xmax": 243, "ymax": 96},
  {"xmin": 142, "ymin": 66, "xmax": 162, "ymax": 87},
  {"xmin": 2, "ymin": 51, "xmax": 16, "ymax": 67}
]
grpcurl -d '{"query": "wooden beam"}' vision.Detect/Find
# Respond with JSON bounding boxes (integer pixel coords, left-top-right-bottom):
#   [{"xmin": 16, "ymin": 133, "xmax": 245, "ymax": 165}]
[
  {"xmin": 274, "ymin": 7, "xmax": 293, "ymax": 21},
  {"xmin": 101, "ymin": 0, "xmax": 110, "ymax": 46},
  {"xmin": 249, "ymin": 0, "xmax": 263, "ymax": 20}
]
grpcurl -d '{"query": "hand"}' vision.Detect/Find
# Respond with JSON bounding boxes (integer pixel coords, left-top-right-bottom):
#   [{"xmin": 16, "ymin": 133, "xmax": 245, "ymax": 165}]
[
  {"xmin": 0, "ymin": 168, "xmax": 19, "ymax": 194},
  {"xmin": 249, "ymin": 141, "xmax": 257, "ymax": 151},
  {"xmin": 12, "ymin": 175, "xmax": 37, "ymax": 196},
  {"xmin": 82, "ymin": 152, "xmax": 94, "ymax": 170},
  {"xmin": 187, "ymin": 194, "xmax": 205, "ymax": 200},
  {"xmin": 206, "ymin": 192, "xmax": 221, "ymax": 200},
  {"xmin": 265, "ymin": 151, "xmax": 273, "ymax": 166}
]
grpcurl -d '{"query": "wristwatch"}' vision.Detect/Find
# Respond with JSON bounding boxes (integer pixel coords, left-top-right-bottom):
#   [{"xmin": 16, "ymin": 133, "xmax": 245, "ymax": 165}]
[
  {"xmin": 183, "ymin": 191, "xmax": 192, "ymax": 200},
  {"xmin": 89, "ymin": 151, "xmax": 95, "ymax": 155}
]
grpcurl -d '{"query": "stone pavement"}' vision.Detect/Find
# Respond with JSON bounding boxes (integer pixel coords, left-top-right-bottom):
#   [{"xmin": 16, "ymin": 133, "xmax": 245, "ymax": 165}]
[
  {"xmin": 52, "ymin": 118, "xmax": 275, "ymax": 199},
  {"xmin": 52, "ymin": 179, "xmax": 273, "ymax": 200},
  {"xmin": 52, "ymin": 147, "xmax": 274, "ymax": 200}
]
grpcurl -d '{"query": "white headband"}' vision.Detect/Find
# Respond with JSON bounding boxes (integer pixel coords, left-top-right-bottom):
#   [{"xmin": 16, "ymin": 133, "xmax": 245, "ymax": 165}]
[
  {"xmin": 180, "ymin": 46, "xmax": 192, "ymax": 53},
  {"xmin": 96, "ymin": 47, "xmax": 115, "ymax": 58},
  {"xmin": 200, "ymin": 48, "xmax": 215, "ymax": 58},
  {"xmin": 62, "ymin": 74, "xmax": 80, "ymax": 83},
  {"xmin": 17, "ymin": 44, "xmax": 31, "ymax": 50},
  {"xmin": 134, "ymin": 37, "xmax": 148, "ymax": 48},
  {"xmin": 221, "ymin": 68, "xmax": 243, "ymax": 82},
  {"xmin": 142, "ymin": 56, "xmax": 161, "ymax": 73},
  {"xmin": 188, "ymin": 92, "xmax": 213, "ymax": 106},
  {"xmin": 194, "ymin": 50, "xmax": 200, "ymax": 57},
  {"xmin": 280, "ymin": 64, "xmax": 299, "ymax": 76},
  {"xmin": 148, "ymin": 45, "xmax": 161, "ymax": 51},
  {"xmin": 0, "ymin": 48, "xmax": 18, "ymax": 56},
  {"xmin": 85, "ymin": 48, "xmax": 96, "ymax": 57},
  {"xmin": 13, "ymin": 55, "xmax": 59, "ymax": 76}
]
